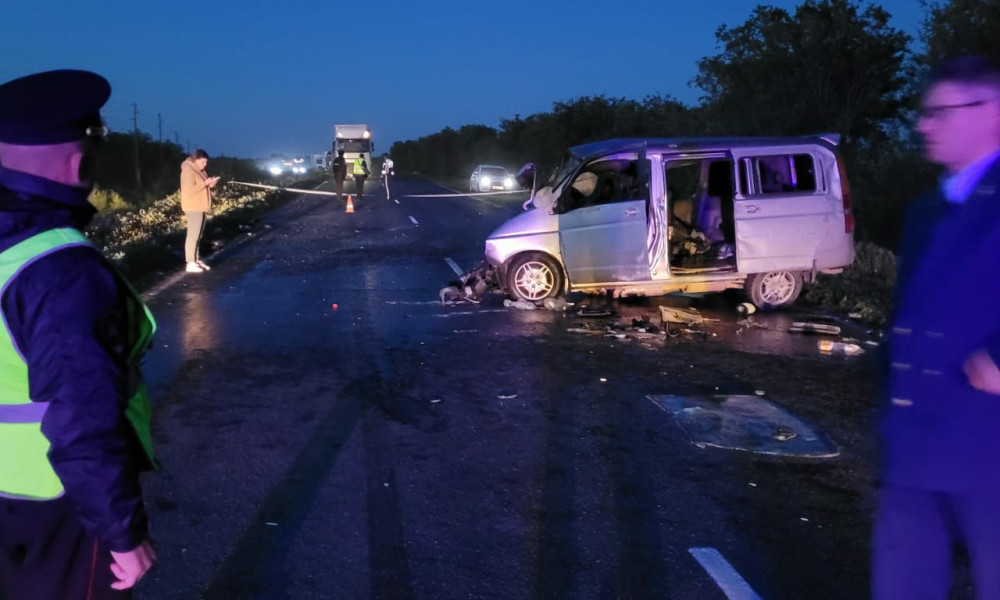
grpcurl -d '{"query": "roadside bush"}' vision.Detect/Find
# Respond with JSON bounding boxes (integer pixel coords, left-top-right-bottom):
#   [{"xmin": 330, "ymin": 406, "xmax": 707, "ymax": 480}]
[
  {"xmin": 89, "ymin": 187, "xmax": 130, "ymax": 213},
  {"xmin": 85, "ymin": 184, "xmax": 279, "ymax": 287},
  {"xmin": 802, "ymin": 241, "xmax": 897, "ymax": 325}
]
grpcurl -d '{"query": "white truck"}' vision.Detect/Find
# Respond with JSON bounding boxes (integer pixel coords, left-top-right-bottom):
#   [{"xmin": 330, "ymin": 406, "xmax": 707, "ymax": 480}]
[{"xmin": 333, "ymin": 124, "xmax": 373, "ymax": 180}]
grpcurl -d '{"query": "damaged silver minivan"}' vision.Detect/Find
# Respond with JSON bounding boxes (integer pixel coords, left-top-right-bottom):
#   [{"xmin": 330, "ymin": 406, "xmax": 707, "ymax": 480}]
[{"xmin": 484, "ymin": 136, "xmax": 855, "ymax": 309}]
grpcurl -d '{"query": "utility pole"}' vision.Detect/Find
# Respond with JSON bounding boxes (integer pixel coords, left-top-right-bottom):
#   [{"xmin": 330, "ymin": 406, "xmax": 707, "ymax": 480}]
[
  {"xmin": 131, "ymin": 103, "xmax": 141, "ymax": 189},
  {"xmin": 157, "ymin": 113, "xmax": 163, "ymax": 161}
]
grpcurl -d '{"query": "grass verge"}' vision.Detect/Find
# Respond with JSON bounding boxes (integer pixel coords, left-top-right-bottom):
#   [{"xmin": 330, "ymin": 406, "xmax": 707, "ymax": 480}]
[{"xmin": 86, "ymin": 176, "xmax": 325, "ymax": 291}]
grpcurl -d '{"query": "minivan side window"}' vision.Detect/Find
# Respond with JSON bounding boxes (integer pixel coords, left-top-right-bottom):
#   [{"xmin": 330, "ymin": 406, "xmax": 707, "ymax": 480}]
[
  {"xmin": 556, "ymin": 158, "xmax": 644, "ymax": 213},
  {"xmin": 741, "ymin": 154, "xmax": 817, "ymax": 196}
]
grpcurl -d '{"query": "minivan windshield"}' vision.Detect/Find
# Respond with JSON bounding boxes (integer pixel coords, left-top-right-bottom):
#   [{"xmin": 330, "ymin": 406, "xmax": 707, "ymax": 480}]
[
  {"xmin": 482, "ymin": 167, "xmax": 508, "ymax": 177},
  {"xmin": 547, "ymin": 152, "xmax": 582, "ymax": 188}
]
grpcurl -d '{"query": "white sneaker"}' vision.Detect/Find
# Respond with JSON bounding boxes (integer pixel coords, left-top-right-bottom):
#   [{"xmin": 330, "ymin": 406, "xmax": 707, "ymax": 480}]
[
  {"xmin": 186, "ymin": 261, "xmax": 205, "ymax": 273},
  {"xmin": 196, "ymin": 260, "xmax": 211, "ymax": 271}
]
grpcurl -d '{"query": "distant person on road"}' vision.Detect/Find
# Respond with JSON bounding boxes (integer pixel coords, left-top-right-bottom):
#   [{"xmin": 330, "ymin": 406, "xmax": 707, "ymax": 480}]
[
  {"xmin": 331, "ymin": 149, "xmax": 347, "ymax": 202},
  {"xmin": 179, "ymin": 149, "xmax": 218, "ymax": 273},
  {"xmin": 874, "ymin": 55, "xmax": 1000, "ymax": 599},
  {"xmin": 353, "ymin": 155, "xmax": 370, "ymax": 203},
  {"xmin": 0, "ymin": 69, "xmax": 158, "ymax": 599},
  {"xmin": 381, "ymin": 153, "xmax": 394, "ymax": 200}
]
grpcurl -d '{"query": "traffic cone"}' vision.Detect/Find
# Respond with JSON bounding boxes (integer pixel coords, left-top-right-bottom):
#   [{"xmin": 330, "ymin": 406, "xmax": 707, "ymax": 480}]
[{"xmin": 345, "ymin": 195, "xmax": 355, "ymax": 213}]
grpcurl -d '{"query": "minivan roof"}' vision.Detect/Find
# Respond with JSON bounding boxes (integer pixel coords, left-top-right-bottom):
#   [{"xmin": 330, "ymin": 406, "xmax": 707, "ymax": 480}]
[{"xmin": 569, "ymin": 134, "xmax": 841, "ymax": 160}]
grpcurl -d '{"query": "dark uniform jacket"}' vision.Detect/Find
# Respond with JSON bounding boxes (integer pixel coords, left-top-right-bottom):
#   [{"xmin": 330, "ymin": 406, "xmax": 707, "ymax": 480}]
[
  {"xmin": 882, "ymin": 157, "xmax": 1000, "ymax": 492},
  {"xmin": 0, "ymin": 166, "xmax": 148, "ymax": 552},
  {"xmin": 331, "ymin": 156, "xmax": 347, "ymax": 182}
]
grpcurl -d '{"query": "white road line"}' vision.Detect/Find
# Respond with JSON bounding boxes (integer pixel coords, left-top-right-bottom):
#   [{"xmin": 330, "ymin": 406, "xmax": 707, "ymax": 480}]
[
  {"xmin": 689, "ymin": 548, "xmax": 763, "ymax": 600},
  {"xmin": 394, "ymin": 199, "xmax": 400, "ymax": 204},
  {"xmin": 444, "ymin": 258, "xmax": 464, "ymax": 277},
  {"xmin": 409, "ymin": 215, "xmax": 419, "ymax": 226}
]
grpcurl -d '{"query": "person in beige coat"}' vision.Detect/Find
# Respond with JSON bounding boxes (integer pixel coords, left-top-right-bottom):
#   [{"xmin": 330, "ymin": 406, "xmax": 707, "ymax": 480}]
[{"xmin": 179, "ymin": 149, "xmax": 218, "ymax": 272}]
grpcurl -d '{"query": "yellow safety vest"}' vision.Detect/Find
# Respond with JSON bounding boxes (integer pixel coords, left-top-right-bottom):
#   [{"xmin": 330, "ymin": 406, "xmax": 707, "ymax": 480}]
[{"xmin": 0, "ymin": 228, "xmax": 157, "ymax": 500}]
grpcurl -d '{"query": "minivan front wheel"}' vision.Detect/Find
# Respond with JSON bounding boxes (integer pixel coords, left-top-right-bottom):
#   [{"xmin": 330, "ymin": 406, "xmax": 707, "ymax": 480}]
[
  {"xmin": 745, "ymin": 271, "xmax": 803, "ymax": 309},
  {"xmin": 507, "ymin": 253, "xmax": 564, "ymax": 302}
]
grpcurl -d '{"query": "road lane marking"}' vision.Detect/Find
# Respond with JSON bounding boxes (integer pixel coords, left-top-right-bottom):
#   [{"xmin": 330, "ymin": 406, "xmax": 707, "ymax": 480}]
[
  {"xmin": 409, "ymin": 216, "xmax": 419, "ymax": 226},
  {"xmin": 394, "ymin": 199, "xmax": 400, "ymax": 204},
  {"xmin": 689, "ymin": 548, "xmax": 763, "ymax": 600},
  {"xmin": 444, "ymin": 258, "xmax": 464, "ymax": 277}
]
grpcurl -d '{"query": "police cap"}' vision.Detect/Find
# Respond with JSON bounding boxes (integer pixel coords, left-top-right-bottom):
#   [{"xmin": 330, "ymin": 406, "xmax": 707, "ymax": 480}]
[{"xmin": 0, "ymin": 69, "xmax": 110, "ymax": 145}]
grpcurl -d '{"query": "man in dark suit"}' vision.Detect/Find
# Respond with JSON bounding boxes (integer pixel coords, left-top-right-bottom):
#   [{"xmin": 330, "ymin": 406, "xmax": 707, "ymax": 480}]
[
  {"xmin": 874, "ymin": 55, "xmax": 1000, "ymax": 599},
  {"xmin": 331, "ymin": 149, "xmax": 347, "ymax": 202}
]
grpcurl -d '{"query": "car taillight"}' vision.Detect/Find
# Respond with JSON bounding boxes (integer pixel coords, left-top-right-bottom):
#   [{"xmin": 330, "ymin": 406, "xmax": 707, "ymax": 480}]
[{"xmin": 837, "ymin": 157, "xmax": 854, "ymax": 234}]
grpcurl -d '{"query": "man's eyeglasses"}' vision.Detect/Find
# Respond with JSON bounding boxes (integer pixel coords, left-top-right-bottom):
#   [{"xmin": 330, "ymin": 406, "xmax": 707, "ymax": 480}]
[
  {"xmin": 85, "ymin": 125, "xmax": 109, "ymax": 142},
  {"xmin": 919, "ymin": 98, "xmax": 997, "ymax": 120}
]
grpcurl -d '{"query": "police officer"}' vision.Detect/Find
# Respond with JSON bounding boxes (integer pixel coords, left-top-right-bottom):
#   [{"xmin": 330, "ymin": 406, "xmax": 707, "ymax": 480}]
[
  {"xmin": 331, "ymin": 149, "xmax": 347, "ymax": 202},
  {"xmin": 0, "ymin": 70, "xmax": 157, "ymax": 598},
  {"xmin": 353, "ymin": 155, "xmax": 369, "ymax": 203},
  {"xmin": 874, "ymin": 55, "xmax": 1000, "ymax": 599}
]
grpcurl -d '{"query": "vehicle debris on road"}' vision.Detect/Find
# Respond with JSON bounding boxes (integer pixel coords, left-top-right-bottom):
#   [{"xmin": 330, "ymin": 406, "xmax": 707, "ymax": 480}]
[
  {"xmin": 789, "ymin": 321, "xmax": 842, "ymax": 336},
  {"xmin": 503, "ymin": 298, "xmax": 537, "ymax": 310},
  {"xmin": 659, "ymin": 305, "xmax": 705, "ymax": 325},
  {"xmin": 817, "ymin": 340, "xmax": 865, "ymax": 356}
]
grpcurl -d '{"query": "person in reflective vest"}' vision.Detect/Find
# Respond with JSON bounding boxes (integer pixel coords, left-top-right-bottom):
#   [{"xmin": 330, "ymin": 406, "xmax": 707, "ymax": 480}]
[
  {"xmin": 0, "ymin": 70, "xmax": 157, "ymax": 599},
  {"xmin": 353, "ymin": 156, "xmax": 369, "ymax": 203}
]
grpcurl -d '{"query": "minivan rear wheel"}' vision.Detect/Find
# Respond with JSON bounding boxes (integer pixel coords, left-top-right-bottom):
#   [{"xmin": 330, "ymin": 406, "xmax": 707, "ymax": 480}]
[
  {"xmin": 507, "ymin": 253, "xmax": 564, "ymax": 302},
  {"xmin": 745, "ymin": 271, "xmax": 803, "ymax": 309}
]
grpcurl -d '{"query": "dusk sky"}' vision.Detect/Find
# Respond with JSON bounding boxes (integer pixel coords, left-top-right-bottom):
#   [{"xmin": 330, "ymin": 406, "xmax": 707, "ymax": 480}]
[{"xmin": 1, "ymin": 0, "xmax": 924, "ymax": 159}]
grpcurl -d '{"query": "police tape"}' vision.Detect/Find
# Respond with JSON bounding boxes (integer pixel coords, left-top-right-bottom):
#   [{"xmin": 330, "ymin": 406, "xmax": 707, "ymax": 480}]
[
  {"xmin": 399, "ymin": 190, "xmax": 529, "ymax": 198},
  {"xmin": 227, "ymin": 181, "xmax": 342, "ymax": 196},
  {"xmin": 227, "ymin": 180, "xmax": 529, "ymax": 199}
]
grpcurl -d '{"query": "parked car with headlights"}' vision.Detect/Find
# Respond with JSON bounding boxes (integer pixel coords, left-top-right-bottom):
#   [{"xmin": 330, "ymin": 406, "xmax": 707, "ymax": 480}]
[
  {"xmin": 469, "ymin": 165, "xmax": 517, "ymax": 192},
  {"xmin": 484, "ymin": 135, "xmax": 855, "ymax": 309}
]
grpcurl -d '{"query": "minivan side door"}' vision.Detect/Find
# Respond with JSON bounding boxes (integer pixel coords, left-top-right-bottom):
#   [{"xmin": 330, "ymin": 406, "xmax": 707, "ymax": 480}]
[
  {"xmin": 730, "ymin": 146, "xmax": 830, "ymax": 273},
  {"xmin": 557, "ymin": 155, "xmax": 651, "ymax": 285}
]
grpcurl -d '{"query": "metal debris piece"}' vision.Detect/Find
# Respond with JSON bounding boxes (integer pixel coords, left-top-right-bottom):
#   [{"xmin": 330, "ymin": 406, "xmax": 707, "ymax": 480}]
[
  {"xmin": 504, "ymin": 298, "xmax": 537, "ymax": 310},
  {"xmin": 737, "ymin": 302, "xmax": 757, "ymax": 315},
  {"xmin": 789, "ymin": 321, "xmax": 842, "ymax": 335},
  {"xmin": 439, "ymin": 286, "xmax": 463, "ymax": 304},
  {"xmin": 543, "ymin": 297, "xmax": 571, "ymax": 311},
  {"xmin": 659, "ymin": 305, "xmax": 704, "ymax": 325},
  {"xmin": 577, "ymin": 308, "xmax": 613, "ymax": 318}
]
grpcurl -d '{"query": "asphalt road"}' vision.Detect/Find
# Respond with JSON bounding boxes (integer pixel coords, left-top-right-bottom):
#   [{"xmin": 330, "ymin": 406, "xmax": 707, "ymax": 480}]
[{"xmin": 133, "ymin": 176, "xmax": 886, "ymax": 600}]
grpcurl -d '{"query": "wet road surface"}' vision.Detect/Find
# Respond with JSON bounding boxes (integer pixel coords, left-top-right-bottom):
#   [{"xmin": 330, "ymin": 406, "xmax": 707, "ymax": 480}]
[{"xmin": 135, "ymin": 177, "xmax": 883, "ymax": 599}]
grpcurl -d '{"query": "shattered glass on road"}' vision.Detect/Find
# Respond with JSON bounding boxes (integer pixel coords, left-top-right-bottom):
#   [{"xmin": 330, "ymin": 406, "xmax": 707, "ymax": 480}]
[{"xmin": 648, "ymin": 394, "xmax": 840, "ymax": 458}]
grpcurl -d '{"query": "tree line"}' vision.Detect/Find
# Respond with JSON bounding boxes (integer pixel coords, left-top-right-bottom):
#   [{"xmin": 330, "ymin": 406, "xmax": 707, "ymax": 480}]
[
  {"xmin": 92, "ymin": 133, "xmax": 264, "ymax": 206},
  {"xmin": 389, "ymin": 0, "xmax": 996, "ymax": 250}
]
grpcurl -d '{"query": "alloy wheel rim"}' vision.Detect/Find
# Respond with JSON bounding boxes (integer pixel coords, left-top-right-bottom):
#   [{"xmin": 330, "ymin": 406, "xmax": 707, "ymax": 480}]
[
  {"xmin": 514, "ymin": 262, "xmax": 555, "ymax": 300},
  {"xmin": 760, "ymin": 271, "xmax": 795, "ymax": 304}
]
